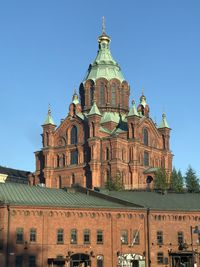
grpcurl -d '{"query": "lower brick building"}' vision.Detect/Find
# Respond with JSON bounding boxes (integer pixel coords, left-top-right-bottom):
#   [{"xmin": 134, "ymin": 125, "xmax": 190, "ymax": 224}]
[{"xmin": 0, "ymin": 183, "xmax": 200, "ymax": 267}]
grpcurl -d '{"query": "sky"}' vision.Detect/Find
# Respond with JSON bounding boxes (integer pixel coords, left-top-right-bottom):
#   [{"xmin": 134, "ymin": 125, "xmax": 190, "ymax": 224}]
[{"xmin": 0, "ymin": 1, "xmax": 200, "ymax": 177}]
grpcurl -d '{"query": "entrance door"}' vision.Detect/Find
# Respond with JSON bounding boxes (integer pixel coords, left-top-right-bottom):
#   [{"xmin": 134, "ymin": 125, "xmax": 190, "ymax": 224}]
[
  {"xmin": 171, "ymin": 255, "xmax": 193, "ymax": 267},
  {"xmin": 70, "ymin": 253, "xmax": 91, "ymax": 267},
  {"xmin": 132, "ymin": 260, "xmax": 139, "ymax": 267}
]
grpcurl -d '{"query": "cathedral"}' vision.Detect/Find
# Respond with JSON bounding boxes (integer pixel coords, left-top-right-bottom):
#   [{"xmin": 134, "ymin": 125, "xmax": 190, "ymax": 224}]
[{"xmin": 34, "ymin": 27, "xmax": 173, "ymax": 190}]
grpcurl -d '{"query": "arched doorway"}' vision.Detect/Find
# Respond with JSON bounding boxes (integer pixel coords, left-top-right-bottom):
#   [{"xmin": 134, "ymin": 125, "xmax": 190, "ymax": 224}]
[{"xmin": 70, "ymin": 253, "xmax": 91, "ymax": 267}]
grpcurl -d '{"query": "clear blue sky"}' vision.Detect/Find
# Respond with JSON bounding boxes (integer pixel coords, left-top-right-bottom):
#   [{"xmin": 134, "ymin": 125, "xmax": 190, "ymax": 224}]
[{"xmin": 0, "ymin": 1, "xmax": 200, "ymax": 177}]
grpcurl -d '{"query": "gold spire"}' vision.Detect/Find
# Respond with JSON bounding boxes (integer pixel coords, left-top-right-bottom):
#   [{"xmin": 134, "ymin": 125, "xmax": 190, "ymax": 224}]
[{"xmin": 98, "ymin": 16, "xmax": 110, "ymax": 43}]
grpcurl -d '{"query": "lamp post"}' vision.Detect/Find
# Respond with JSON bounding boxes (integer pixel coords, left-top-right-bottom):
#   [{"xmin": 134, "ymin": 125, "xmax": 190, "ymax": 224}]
[{"xmin": 190, "ymin": 226, "xmax": 200, "ymax": 266}]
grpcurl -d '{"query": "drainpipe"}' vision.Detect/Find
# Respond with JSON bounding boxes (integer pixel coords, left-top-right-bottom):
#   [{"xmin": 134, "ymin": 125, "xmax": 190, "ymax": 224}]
[
  {"xmin": 6, "ymin": 205, "xmax": 10, "ymax": 267},
  {"xmin": 146, "ymin": 208, "xmax": 151, "ymax": 267}
]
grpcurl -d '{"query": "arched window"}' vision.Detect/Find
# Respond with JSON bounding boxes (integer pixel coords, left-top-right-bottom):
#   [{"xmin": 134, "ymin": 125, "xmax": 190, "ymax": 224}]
[
  {"xmin": 91, "ymin": 122, "xmax": 95, "ymax": 137},
  {"xmin": 90, "ymin": 86, "xmax": 94, "ymax": 105},
  {"xmin": 111, "ymin": 83, "xmax": 116, "ymax": 106},
  {"xmin": 63, "ymin": 154, "xmax": 65, "ymax": 166},
  {"xmin": 71, "ymin": 126, "xmax": 78, "ymax": 144},
  {"xmin": 162, "ymin": 135, "xmax": 166, "ymax": 150},
  {"xmin": 57, "ymin": 155, "xmax": 60, "ymax": 167},
  {"xmin": 100, "ymin": 82, "xmax": 105, "ymax": 105},
  {"xmin": 143, "ymin": 128, "xmax": 148, "ymax": 146},
  {"xmin": 106, "ymin": 148, "xmax": 109, "ymax": 160},
  {"xmin": 131, "ymin": 123, "xmax": 134, "ymax": 138},
  {"xmin": 144, "ymin": 152, "xmax": 149, "ymax": 166},
  {"xmin": 46, "ymin": 132, "xmax": 49, "ymax": 146},
  {"xmin": 71, "ymin": 150, "xmax": 78, "ymax": 165}
]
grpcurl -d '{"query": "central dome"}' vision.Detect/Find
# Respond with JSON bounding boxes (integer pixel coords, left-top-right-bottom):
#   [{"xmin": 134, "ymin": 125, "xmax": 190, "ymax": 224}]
[{"xmin": 83, "ymin": 31, "xmax": 124, "ymax": 82}]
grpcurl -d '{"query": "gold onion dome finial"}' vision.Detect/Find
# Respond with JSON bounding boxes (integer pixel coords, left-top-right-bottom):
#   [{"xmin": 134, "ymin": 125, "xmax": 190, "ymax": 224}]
[{"xmin": 98, "ymin": 16, "xmax": 110, "ymax": 43}]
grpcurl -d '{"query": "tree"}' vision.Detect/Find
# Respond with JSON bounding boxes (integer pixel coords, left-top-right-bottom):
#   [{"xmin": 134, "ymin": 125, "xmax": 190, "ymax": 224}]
[
  {"xmin": 185, "ymin": 166, "xmax": 200, "ymax": 193},
  {"xmin": 154, "ymin": 167, "xmax": 168, "ymax": 192},
  {"xmin": 171, "ymin": 167, "xmax": 184, "ymax": 192},
  {"xmin": 105, "ymin": 172, "xmax": 124, "ymax": 191}
]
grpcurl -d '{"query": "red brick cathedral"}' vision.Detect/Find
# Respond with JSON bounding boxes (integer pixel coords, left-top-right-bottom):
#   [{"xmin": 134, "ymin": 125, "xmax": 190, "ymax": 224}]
[{"xmin": 34, "ymin": 28, "xmax": 173, "ymax": 190}]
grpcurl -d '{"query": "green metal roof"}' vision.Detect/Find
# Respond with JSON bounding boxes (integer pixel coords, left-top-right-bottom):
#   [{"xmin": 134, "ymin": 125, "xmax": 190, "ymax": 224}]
[
  {"xmin": 43, "ymin": 107, "xmax": 55, "ymax": 125},
  {"xmin": 104, "ymin": 191, "xmax": 200, "ymax": 211},
  {"xmin": 127, "ymin": 100, "xmax": 139, "ymax": 117},
  {"xmin": 88, "ymin": 101, "xmax": 101, "ymax": 116},
  {"xmin": 83, "ymin": 32, "xmax": 124, "ymax": 82},
  {"xmin": 158, "ymin": 113, "xmax": 170, "ymax": 129},
  {"xmin": 0, "ymin": 183, "xmax": 128, "ymax": 209}
]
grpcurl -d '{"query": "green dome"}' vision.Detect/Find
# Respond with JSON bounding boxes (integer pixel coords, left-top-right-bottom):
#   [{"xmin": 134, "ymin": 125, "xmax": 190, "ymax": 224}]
[{"xmin": 83, "ymin": 32, "xmax": 124, "ymax": 82}]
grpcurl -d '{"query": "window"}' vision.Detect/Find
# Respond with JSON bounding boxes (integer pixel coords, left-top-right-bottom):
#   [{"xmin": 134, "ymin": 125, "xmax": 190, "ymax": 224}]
[
  {"xmin": 57, "ymin": 229, "xmax": 64, "ymax": 244},
  {"xmin": 70, "ymin": 229, "xmax": 77, "ymax": 244},
  {"xmin": 56, "ymin": 255, "xmax": 64, "ymax": 267},
  {"xmin": 131, "ymin": 123, "xmax": 134, "ymax": 138},
  {"xmin": 121, "ymin": 230, "xmax": 128, "ymax": 244},
  {"xmin": 70, "ymin": 150, "xmax": 78, "ymax": 165},
  {"xmin": 63, "ymin": 154, "xmax": 65, "ymax": 166},
  {"xmin": 29, "ymin": 256, "xmax": 36, "ymax": 267},
  {"xmin": 100, "ymin": 82, "xmax": 105, "ymax": 105},
  {"xmin": 157, "ymin": 231, "xmax": 163, "ymax": 245},
  {"xmin": 97, "ymin": 230, "xmax": 103, "ymax": 244},
  {"xmin": 157, "ymin": 252, "xmax": 164, "ymax": 264},
  {"xmin": 143, "ymin": 128, "xmax": 148, "ymax": 145},
  {"xmin": 57, "ymin": 155, "xmax": 60, "ymax": 167},
  {"xmin": 162, "ymin": 135, "xmax": 166, "ymax": 149},
  {"xmin": 16, "ymin": 228, "xmax": 23, "ymax": 244},
  {"xmin": 178, "ymin": 231, "xmax": 184, "ymax": 244},
  {"xmin": 144, "ymin": 152, "xmax": 149, "ymax": 166},
  {"xmin": 90, "ymin": 86, "xmax": 94, "ymax": 105},
  {"xmin": 30, "ymin": 228, "xmax": 36, "ymax": 242},
  {"xmin": 111, "ymin": 83, "xmax": 116, "ymax": 106},
  {"xmin": 15, "ymin": 256, "xmax": 23, "ymax": 267},
  {"xmin": 71, "ymin": 125, "xmax": 78, "ymax": 144},
  {"xmin": 97, "ymin": 255, "xmax": 104, "ymax": 267},
  {"xmin": 106, "ymin": 148, "xmax": 109, "ymax": 160},
  {"xmin": 198, "ymin": 232, "xmax": 200, "ymax": 244},
  {"xmin": 132, "ymin": 230, "xmax": 140, "ymax": 245},
  {"xmin": 83, "ymin": 229, "xmax": 90, "ymax": 244}
]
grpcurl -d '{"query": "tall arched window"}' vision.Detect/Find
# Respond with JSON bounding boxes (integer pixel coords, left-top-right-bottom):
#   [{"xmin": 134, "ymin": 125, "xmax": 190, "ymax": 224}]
[
  {"xmin": 71, "ymin": 126, "xmax": 78, "ymax": 144},
  {"xmin": 143, "ymin": 128, "xmax": 148, "ymax": 146},
  {"xmin": 63, "ymin": 154, "xmax": 65, "ymax": 166},
  {"xmin": 90, "ymin": 86, "xmax": 94, "ymax": 105},
  {"xmin": 131, "ymin": 123, "xmax": 134, "ymax": 139},
  {"xmin": 111, "ymin": 83, "xmax": 116, "ymax": 106},
  {"xmin": 106, "ymin": 148, "xmax": 109, "ymax": 160},
  {"xmin": 162, "ymin": 135, "xmax": 166, "ymax": 150},
  {"xmin": 57, "ymin": 155, "xmax": 60, "ymax": 167},
  {"xmin": 100, "ymin": 82, "xmax": 105, "ymax": 105}
]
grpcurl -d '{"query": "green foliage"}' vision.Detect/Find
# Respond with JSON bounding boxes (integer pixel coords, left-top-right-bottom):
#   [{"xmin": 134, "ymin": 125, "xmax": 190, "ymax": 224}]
[
  {"xmin": 105, "ymin": 172, "xmax": 124, "ymax": 191},
  {"xmin": 171, "ymin": 167, "xmax": 184, "ymax": 192},
  {"xmin": 185, "ymin": 166, "xmax": 200, "ymax": 193},
  {"xmin": 154, "ymin": 167, "xmax": 168, "ymax": 192}
]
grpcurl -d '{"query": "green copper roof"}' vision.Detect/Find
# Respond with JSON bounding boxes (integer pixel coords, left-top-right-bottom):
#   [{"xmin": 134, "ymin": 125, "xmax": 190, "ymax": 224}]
[
  {"xmin": 0, "ymin": 183, "xmax": 128, "ymax": 208},
  {"xmin": 88, "ymin": 101, "xmax": 101, "ymax": 116},
  {"xmin": 101, "ymin": 112, "xmax": 126, "ymax": 124},
  {"xmin": 83, "ymin": 32, "xmax": 124, "ymax": 82},
  {"xmin": 43, "ymin": 106, "xmax": 55, "ymax": 125},
  {"xmin": 72, "ymin": 90, "xmax": 79, "ymax": 105},
  {"xmin": 102, "ymin": 190, "xmax": 200, "ymax": 211},
  {"xmin": 127, "ymin": 100, "xmax": 139, "ymax": 117},
  {"xmin": 140, "ymin": 94, "xmax": 147, "ymax": 107},
  {"xmin": 158, "ymin": 113, "xmax": 170, "ymax": 129}
]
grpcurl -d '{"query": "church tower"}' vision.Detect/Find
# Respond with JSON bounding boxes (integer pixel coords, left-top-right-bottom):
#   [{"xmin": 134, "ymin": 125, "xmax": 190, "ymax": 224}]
[{"xmin": 34, "ymin": 22, "xmax": 173, "ymax": 190}]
